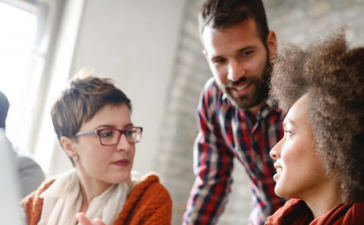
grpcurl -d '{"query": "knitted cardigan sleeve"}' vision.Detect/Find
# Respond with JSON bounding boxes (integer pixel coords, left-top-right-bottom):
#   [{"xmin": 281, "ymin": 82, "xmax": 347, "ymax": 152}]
[
  {"xmin": 114, "ymin": 173, "xmax": 172, "ymax": 225},
  {"xmin": 21, "ymin": 178, "xmax": 56, "ymax": 225}
]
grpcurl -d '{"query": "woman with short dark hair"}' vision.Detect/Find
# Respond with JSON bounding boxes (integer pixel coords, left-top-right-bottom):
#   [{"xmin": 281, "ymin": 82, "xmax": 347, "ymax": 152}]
[{"xmin": 22, "ymin": 69, "xmax": 172, "ymax": 225}]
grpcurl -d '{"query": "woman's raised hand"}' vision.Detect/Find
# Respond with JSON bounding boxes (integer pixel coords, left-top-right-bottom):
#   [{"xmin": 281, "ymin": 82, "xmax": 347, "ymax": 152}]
[{"xmin": 76, "ymin": 212, "xmax": 106, "ymax": 225}]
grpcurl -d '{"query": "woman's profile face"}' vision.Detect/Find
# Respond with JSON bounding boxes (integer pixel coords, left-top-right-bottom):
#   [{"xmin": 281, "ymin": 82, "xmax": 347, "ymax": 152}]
[
  {"xmin": 71, "ymin": 103, "xmax": 136, "ymax": 186},
  {"xmin": 270, "ymin": 95, "xmax": 329, "ymax": 200}
]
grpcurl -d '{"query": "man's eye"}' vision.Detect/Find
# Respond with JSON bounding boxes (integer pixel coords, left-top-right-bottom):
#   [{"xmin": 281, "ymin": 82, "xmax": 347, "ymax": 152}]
[
  {"xmin": 213, "ymin": 58, "xmax": 226, "ymax": 65},
  {"xmin": 241, "ymin": 50, "xmax": 253, "ymax": 57}
]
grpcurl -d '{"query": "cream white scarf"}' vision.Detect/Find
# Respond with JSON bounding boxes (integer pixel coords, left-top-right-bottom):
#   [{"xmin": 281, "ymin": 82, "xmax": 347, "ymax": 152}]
[{"xmin": 38, "ymin": 169, "xmax": 138, "ymax": 225}]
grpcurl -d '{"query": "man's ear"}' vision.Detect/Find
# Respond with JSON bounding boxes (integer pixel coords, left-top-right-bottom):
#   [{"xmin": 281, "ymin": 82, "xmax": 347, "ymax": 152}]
[
  {"xmin": 202, "ymin": 49, "xmax": 208, "ymax": 59},
  {"xmin": 266, "ymin": 31, "xmax": 277, "ymax": 60},
  {"xmin": 61, "ymin": 136, "xmax": 77, "ymax": 158}
]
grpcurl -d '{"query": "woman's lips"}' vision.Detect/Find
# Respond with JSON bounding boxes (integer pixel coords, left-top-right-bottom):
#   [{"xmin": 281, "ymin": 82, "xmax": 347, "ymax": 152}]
[
  {"xmin": 273, "ymin": 173, "xmax": 280, "ymax": 181},
  {"xmin": 273, "ymin": 167, "xmax": 283, "ymax": 181},
  {"xmin": 112, "ymin": 159, "xmax": 130, "ymax": 167}
]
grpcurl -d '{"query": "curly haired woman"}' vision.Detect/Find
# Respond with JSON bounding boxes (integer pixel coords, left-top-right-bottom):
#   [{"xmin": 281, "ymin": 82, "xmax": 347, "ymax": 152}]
[{"xmin": 265, "ymin": 32, "xmax": 364, "ymax": 225}]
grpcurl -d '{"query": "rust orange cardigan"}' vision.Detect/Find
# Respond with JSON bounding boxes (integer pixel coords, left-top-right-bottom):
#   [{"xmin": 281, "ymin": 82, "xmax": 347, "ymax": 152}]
[
  {"xmin": 265, "ymin": 198, "xmax": 364, "ymax": 225},
  {"xmin": 22, "ymin": 173, "xmax": 172, "ymax": 225}
]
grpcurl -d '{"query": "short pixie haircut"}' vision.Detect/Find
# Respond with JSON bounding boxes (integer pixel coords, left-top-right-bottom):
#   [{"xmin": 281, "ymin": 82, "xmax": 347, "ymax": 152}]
[
  {"xmin": 270, "ymin": 31, "xmax": 364, "ymax": 203},
  {"xmin": 51, "ymin": 72, "xmax": 132, "ymax": 146},
  {"xmin": 199, "ymin": 0, "xmax": 270, "ymax": 45}
]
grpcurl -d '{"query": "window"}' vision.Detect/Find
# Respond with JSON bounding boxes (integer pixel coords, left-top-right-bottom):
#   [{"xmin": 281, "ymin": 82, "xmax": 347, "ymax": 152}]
[
  {"xmin": 0, "ymin": 1, "xmax": 39, "ymax": 150},
  {"xmin": 0, "ymin": 0, "xmax": 58, "ymax": 154}
]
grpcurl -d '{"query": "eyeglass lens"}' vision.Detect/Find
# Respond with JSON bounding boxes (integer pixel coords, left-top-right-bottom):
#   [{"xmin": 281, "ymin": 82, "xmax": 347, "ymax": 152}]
[{"xmin": 99, "ymin": 127, "xmax": 142, "ymax": 145}]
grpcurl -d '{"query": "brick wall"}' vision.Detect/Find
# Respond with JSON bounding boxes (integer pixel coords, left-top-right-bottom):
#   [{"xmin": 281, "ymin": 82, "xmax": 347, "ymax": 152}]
[
  {"xmin": 155, "ymin": 0, "xmax": 364, "ymax": 224},
  {"xmin": 154, "ymin": 1, "xmax": 209, "ymax": 224},
  {"xmin": 266, "ymin": 0, "xmax": 364, "ymax": 45}
]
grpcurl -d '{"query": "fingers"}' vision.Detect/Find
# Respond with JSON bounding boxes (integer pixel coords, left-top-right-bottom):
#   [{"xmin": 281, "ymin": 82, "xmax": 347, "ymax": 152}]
[
  {"xmin": 76, "ymin": 213, "xmax": 92, "ymax": 225},
  {"xmin": 94, "ymin": 218, "xmax": 106, "ymax": 225},
  {"xmin": 76, "ymin": 213, "xmax": 106, "ymax": 225}
]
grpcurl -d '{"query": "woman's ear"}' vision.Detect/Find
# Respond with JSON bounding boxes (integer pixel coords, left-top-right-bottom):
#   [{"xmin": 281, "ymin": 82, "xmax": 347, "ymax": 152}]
[
  {"xmin": 61, "ymin": 136, "xmax": 77, "ymax": 158},
  {"xmin": 266, "ymin": 30, "xmax": 277, "ymax": 60}
]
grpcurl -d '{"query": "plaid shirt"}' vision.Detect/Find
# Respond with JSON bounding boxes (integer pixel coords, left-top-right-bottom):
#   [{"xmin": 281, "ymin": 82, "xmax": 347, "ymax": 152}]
[{"xmin": 184, "ymin": 78, "xmax": 286, "ymax": 225}]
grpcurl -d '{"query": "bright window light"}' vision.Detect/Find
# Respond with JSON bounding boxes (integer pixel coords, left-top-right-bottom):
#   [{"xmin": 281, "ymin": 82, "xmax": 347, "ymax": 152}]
[{"xmin": 0, "ymin": 2, "xmax": 37, "ymax": 149}]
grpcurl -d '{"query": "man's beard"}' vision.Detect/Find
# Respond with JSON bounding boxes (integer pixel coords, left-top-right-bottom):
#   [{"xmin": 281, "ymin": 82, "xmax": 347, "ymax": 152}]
[{"xmin": 220, "ymin": 58, "xmax": 271, "ymax": 110}]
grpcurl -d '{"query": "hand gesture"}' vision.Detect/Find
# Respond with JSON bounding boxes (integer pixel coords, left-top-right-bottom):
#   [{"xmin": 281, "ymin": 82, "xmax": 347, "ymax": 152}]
[{"xmin": 76, "ymin": 212, "xmax": 106, "ymax": 225}]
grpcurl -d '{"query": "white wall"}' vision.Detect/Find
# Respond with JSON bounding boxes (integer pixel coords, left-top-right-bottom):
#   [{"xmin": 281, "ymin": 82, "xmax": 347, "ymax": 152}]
[{"xmin": 48, "ymin": 0, "xmax": 187, "ymax": 175}]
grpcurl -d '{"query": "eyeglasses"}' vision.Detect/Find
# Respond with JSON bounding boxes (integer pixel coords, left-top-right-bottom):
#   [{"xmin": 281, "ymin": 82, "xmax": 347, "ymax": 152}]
[{"xmin": 74, "ymin": 126, "xmax": 143, "ymax": 146}]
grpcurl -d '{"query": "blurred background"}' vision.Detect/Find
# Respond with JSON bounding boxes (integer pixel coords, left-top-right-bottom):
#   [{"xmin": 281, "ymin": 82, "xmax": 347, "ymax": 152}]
[{"xmin": 1, "ymin": 0, "xmax": 363, "ymax": 224}]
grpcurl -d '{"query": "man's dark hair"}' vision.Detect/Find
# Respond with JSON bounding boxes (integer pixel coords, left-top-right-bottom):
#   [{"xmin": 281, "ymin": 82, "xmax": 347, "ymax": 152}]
[
  {"xmin": 0, "ymin": 91, "xmax": 9, "ymax": 129},
  {"xmin": 199, "ymin": 0, "xmax": 270, "ymax": 44}
]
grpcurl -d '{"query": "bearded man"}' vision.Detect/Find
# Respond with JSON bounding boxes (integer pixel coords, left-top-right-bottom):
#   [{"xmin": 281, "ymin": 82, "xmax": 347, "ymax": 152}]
[{"xmin": 183, "ymin": 1, "xmax": 286, "ymax": 224}]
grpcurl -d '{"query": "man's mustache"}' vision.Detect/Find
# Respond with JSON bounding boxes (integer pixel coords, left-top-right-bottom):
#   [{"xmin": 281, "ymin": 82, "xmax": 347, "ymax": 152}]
[{"xmin": 225, "ymin": 77, "xmax": 248, "ymax": 88}]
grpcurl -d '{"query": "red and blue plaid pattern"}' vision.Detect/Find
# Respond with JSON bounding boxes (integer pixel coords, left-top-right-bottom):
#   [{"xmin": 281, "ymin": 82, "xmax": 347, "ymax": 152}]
[{"xmin": 184, "ymin": 78, "xmax": 286, "ymax": 225}]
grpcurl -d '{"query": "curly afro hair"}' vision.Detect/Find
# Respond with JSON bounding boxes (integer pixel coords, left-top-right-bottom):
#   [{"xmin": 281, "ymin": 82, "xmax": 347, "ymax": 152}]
[{"xmin": 270, "ymin": 31, "xmax": 364, "ymax": 203}]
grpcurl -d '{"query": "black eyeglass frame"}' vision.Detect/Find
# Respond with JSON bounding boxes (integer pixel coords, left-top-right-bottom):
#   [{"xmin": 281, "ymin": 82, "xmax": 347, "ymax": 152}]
[{"xmin": 73, "ymin": 126, "xmax": 143, "ymax": 146}]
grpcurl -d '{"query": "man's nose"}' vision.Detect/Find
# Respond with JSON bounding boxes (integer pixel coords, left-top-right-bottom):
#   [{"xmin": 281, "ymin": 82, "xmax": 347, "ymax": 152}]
[{"xmin": 227, "ymin": 60, "xmax": 245, "ymax": 82}]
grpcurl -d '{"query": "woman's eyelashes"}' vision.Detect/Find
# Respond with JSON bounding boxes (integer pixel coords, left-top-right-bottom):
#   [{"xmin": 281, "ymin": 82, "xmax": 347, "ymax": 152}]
[{"xmin": 284, "ymin": 129, "xmax": 293, "ymax": 139}]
